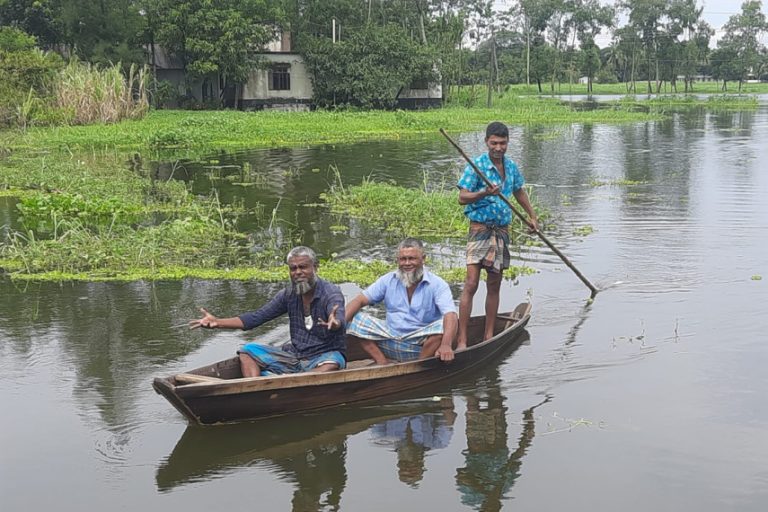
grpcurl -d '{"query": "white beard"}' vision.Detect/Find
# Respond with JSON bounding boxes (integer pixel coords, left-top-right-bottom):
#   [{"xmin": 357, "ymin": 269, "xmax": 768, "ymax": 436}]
[
  {"xmin": 396, "ymin": 267, "xmax": 424, "ymax": 288},
  {"xmin": 292, "ymin": 277, "xmax": 317, "ymax": 295}
]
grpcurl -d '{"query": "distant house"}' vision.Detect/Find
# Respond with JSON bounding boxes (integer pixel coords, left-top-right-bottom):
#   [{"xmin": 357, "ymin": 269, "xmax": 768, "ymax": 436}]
[
  {"xmin": 397, "ymin": 77, "xmax": 443, "ymax": 109},
  {"xmin": 150, "ymin": 31, "xmax": 440, "ymax": 110},
  {"xmin": 238, "ymin": 32, "xmax": 313, "ymax": 111},
  {"xmin": 150, "ymin": 32, "xmax": 312, "ymax": 110},
  {"xmin": 677, "ymin": 74, "xmax": 715, "ymax": 82}
]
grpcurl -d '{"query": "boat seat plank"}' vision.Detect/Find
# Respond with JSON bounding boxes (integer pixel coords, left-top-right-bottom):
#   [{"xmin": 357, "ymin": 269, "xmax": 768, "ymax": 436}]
[
  {"xmin": 175, "ymin": 373, "xmax": 224, "ymax": 385},
  {"xmin": 346, "ymin": 359, "xmax": 376, "ymax": 369}
]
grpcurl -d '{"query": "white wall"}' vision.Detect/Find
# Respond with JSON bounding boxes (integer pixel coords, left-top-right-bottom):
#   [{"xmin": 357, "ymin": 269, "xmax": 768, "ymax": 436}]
[{"xmin": 241, "ymin": 54, "xmax": 313, "ymax": 101}]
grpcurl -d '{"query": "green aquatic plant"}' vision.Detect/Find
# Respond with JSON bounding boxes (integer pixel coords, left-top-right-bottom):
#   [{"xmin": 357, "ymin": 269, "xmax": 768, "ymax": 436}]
[
  {"xmin": 572, "ymin": 225, "xmax": 594, "ymax": 237},
  {"xmin": 0, "ymin": 99, "xmax": 660, "ymax": 152},
  {"xmin": 589, "ymin": 178, "xmax": 648, "ymax": 187},
  {"xmin": 751, "ymin": 275, "xmax": 762, "ymax": 281},
  {"xmin": 322, "ymin": 172, "xmax": 548, "ymax": 243}
]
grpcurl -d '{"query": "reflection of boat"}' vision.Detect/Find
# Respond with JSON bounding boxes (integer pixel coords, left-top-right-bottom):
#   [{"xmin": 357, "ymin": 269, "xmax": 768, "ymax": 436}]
[
  {"xmin": 153, "ymin": 303, "xmax": 531, "ymax": 425},
  {"xmin": 156, "ymin": 400, "xmax": 455, "ymax": 493}
]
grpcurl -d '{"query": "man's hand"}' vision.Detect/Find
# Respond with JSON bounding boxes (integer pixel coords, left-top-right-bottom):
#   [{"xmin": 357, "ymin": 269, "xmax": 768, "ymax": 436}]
[
  {"xmin": 317, "ymin": 304, "xmax": 341, "ymax": 330},
  {"xmin": 189, "ymin": 307, "xmax": 219, "ymax": 329},
  {"xmin": 484, "ymin": 184, "xmax": 501, "ymax": 197},
  {"xmin": 528, "ymin": 217, "xmax": 539, "ymax": 233},
  {"xmin": 435, "ymin": 344, "xmax": 455, "ymax": 363}
]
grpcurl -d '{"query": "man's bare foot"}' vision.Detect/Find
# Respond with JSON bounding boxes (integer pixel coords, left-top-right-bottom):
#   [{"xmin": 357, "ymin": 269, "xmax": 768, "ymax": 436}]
[{"xmin": 456, "ymin": 342, "xmax": 467, "ymax": 351}]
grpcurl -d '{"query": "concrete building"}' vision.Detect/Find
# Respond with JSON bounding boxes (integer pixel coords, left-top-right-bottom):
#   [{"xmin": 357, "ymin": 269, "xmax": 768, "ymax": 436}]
[{"xmin": 150, "ymin": 31, "xmax": 440, "ymax": 110}]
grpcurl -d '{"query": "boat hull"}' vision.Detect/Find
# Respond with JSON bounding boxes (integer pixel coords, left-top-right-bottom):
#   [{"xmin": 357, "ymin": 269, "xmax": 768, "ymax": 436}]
[{"xmin": 154, "ymin": 303, "xmax": 531, "ymax": 425}]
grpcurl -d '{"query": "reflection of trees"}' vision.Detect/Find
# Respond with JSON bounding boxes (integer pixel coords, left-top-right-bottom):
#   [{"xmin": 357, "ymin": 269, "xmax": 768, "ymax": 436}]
[
  {"xmin": 369, "ymin": 399, "xmax": 457, "ymax": 488},
  {"xmin": 456, "ymin": 369, "xmax": 550, "ymax": 511},
  {"xmin": 0, "ymin": 280, "xmax": 283, "ymax": 429}
]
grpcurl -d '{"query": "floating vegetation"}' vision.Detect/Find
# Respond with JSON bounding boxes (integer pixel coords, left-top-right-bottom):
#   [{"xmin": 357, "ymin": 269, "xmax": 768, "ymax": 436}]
[
  {"xmin": 751, "ymin": 275, "xmax": 762, "ymax": 281},
  {"xmin": 0, "ymin": 256, "xmax": 536, "ymax": 284},
  {"xmin": 589, "ymin": 178, "xmax": 648, "ymax": 187},
  {"xmin": 0, "ymin": 98, "xmax": 660, "ymax": 153},
  {"xmin": 572, "ymin": 225, "xmax": 594, "ymax": 237},
  {"xmin": 322, "ymin": 171, "xmax": 548, "ymax": 243}
]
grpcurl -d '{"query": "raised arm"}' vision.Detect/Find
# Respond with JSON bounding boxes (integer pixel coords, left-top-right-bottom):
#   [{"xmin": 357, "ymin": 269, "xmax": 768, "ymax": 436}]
[{"xmin": 189, "ymin": 308, "xmax": 245, "ymax": 330}]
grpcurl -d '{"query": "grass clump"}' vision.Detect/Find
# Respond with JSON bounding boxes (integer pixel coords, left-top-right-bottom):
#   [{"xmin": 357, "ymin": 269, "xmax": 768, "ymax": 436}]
[{"xmin": 321, "ymin": 173, "xmax": 549, "ymax": 245}]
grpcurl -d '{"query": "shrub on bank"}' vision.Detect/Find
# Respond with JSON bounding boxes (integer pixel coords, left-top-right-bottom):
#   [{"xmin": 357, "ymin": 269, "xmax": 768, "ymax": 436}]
[{"xmin": 0, "ymin": 27, "xmax": 148, "ymax": 129}]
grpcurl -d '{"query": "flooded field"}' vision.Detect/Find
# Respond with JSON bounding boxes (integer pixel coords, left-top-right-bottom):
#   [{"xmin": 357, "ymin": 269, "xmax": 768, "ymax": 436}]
[{"xmin": 2, "ymin": 104, "xmax": 767, "ymax": 511}]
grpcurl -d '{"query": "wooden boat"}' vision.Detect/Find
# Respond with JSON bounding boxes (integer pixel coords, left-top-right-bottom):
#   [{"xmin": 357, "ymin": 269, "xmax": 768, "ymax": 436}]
[{"xmin": 153, "ymin": 302, "xmax": 532, "ymax": 425}]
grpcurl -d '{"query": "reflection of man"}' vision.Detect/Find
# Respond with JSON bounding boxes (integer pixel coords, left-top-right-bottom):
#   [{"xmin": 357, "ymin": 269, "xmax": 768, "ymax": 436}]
[
  {"xmin": 190, "ymin": 246, "xmax": 346, "ymax": 377},
  {"xmin": 345, "ymin": 238, "xmax": 458, "ymax": 364},
  {"xmin": 282, "ymin": 442, "xmax": 346, "ymax": 512},
  {"xmin": 370, "ymin": 405, "xmax": 457, "ymax": 488},
  {"xmin": 456, "ymin": 391, "xmax": 550, "ymax": 510}
]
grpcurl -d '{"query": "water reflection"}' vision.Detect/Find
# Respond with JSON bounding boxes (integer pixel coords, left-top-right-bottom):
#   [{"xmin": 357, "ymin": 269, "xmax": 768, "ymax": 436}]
[
  {"xmin": 369, "ymin": 399, "xmax": 457, "ymax": 488},
  {"xmin": 156, "ymin": 400, "xmax": 455, "ymax": 508},
  {"xmin": 457, "ymin": 374, "xmax": 551, "ymax": 510}
]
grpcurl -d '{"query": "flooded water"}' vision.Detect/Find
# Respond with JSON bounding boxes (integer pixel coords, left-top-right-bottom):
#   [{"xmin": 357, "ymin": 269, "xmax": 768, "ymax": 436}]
[{"xmin": 2, "ymin": 104, "xmax": 768, "ymax": 511}]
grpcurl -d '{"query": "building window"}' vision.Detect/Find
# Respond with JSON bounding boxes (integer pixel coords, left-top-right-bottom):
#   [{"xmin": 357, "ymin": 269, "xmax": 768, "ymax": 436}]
[{"xmin": 269, "ymin": 64, "xmax": 291, "ymax": 91}]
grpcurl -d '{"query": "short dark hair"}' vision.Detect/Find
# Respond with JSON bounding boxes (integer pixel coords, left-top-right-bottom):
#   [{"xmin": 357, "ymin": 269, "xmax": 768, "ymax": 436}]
[{"xmin": 485, "ymin": 121, "xmax": 509, "ymax": 140}]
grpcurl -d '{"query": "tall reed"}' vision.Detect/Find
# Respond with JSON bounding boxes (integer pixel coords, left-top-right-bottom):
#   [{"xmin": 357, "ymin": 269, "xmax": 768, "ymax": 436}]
[{"xmin": 54, "ymin": 61, "xmax": 149, "ymax": 125}]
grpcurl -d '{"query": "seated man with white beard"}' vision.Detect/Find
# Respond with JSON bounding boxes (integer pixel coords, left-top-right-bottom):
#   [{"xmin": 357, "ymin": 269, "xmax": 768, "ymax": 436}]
[
  {"xmin": 190, "ymin": 246, "xmax": 346, "ymax": 377},
  {"xmin": 344, "ymin": 238, "xmax": 459, "ymax": 365}
]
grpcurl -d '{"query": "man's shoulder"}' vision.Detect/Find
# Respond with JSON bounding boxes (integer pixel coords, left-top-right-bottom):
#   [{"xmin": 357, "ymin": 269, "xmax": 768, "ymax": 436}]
[
  {"xmin": 316, "ymin": 278, "xmax": 343, "ymax": 296},
  {"xmin": 504, "ymin": 156, "xmax": 521, "ymax": 175},
  {"xmin": 475, "ymin": 152, "xmax": 493, "ymax": 169},
  {"xmin": 423, "ymin": 268, "xmax": 449, "ymax": 288}
]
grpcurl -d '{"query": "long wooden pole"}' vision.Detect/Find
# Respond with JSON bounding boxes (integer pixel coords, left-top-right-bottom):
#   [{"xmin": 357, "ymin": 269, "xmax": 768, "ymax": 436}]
[{"xmin": 440, "ymin": 128, "xmax": 598, "ymax": 298}]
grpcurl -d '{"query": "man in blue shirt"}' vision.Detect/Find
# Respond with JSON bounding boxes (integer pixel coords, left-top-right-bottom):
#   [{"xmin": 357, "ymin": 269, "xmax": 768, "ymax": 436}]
[
  {"xmin": 456, "ymin": 122, "xmax": 538, "ymax": 348},
  {"xmin": 189, "ymin": 246, "xmax": 346, "ymax": 377},
  {"xmin": 344, "ymin": 238, "xmax": 458, "ymax": 365}
]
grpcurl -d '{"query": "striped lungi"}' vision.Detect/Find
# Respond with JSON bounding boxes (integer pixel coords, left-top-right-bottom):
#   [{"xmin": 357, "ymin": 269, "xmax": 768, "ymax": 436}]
[
  {"xmin": 466, "ymin": 222, "xmax": 510, "ymax": 273},
  {"xmin": 347, "ymin": 312, "xmax": 444, "ymax": 362}
]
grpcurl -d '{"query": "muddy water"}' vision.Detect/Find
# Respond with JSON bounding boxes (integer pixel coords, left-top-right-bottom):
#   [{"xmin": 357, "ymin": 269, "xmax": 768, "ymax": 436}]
[{"xmin": 2, "ymin": 105, "xmax": 768, "ymax": 511}]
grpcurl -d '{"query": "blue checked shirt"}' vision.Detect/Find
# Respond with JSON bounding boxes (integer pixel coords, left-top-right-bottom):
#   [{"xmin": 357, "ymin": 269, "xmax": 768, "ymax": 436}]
[
  {"xmin": 363, "ymin": 269, "xmax": 456, "ymax": 338},
  {"xmin": 456, "ymin": 152, "xmax": 525, "ymax": 226},
  {"xmin": 239, "ymin": 278, "xmax": 346, "ymax": 359}
]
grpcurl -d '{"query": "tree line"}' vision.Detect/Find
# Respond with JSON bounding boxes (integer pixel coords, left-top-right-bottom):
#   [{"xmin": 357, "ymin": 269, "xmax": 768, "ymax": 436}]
[{"xmin": 1, "ymin": 0, "xmax": 767, "ymax": 112}]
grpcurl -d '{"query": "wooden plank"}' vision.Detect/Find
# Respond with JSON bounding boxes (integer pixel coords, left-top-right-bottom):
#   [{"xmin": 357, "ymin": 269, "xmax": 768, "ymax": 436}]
[{"xmin": 176, "ymin": 373, "xmax": 225, "ymax": 385}]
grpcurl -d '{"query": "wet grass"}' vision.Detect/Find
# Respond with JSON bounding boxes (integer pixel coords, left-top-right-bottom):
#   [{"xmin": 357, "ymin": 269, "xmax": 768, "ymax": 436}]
[{"xmin": 321, "ymin": 172, "xmax": 549, "ymax": 245}]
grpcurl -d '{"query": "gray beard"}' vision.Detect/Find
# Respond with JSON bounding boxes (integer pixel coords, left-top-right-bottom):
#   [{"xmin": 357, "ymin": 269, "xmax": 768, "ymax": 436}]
[
  {"xmin": 292, "ymin": 277, "xmax": 317, "ymax": 295},
  {"xmin": 396, "ymin": 267, "xmax": 424, "ymax": 288}
]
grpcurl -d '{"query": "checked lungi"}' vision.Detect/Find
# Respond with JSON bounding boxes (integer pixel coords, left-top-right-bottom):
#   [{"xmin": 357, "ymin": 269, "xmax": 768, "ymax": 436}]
[
  {"xmin": 466, "ymin": 222, "xmax": 510, "ymax": 273},
  {"xmin": 348, "ymin": 312, "xmax": 444, "ymax": 362}
]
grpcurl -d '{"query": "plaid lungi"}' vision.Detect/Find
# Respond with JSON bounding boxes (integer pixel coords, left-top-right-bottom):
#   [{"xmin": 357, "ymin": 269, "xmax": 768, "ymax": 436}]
[
  {"xmin": 347, "ymin": 312, "xmax": 444, "ymax": 362},
  {"xmin": 466, "ymin": 222, "xmax": 510, "ymax": 273}
]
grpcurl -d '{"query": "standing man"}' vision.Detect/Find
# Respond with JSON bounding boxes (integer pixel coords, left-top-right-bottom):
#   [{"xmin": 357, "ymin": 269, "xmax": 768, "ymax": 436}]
[
  {"xmin": 456, "ymin": 122, "xmax": 538, "ymax": 348},
  {"xmin": 345, "ymin": 238, "xmax": 458, "ymax": 365},
  {"xmin": 189, "ymin": 246, "xmax": 346, "ymax": 377}
]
